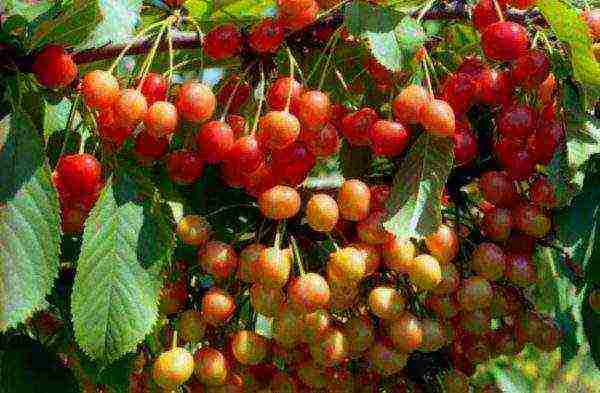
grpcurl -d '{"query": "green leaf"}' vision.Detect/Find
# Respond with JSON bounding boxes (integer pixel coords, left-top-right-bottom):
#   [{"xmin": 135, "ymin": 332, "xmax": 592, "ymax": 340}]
[
  {"xmin": 71, "ymin": 171, "xmax": 174, "ymax": 363},
  {"xmin": 582, "ymin": 286, "xmax": 600, "ymax": 369},
  {"xmin": 566, "ymin": 114, "xmax": 600, "ymax": 185},
  {"xmin": 185, "ymin": 0, "xmax": 211, "ymax": 19},
  {"xmin": 77, "ymin": 0, "xmax": 142, "ymax": 50},
  {"xmin": 545, "ymin": 149, "xmax": 579, "ymax": 207},
  {"xmin": 383, "ymin": 133, "xmax": 454, "ymax": 240},
  {"xmin": 388, "ymin": 0, "xmax": 428, "ymax": 13},
  {"xmin": 4, "ymin": 0, "xmax": 52, "ymax": 21},
  {"xmin": 538, "ymin": 0, "xmax": 600, "ymax": 86},
  {"xmin": 211, "ymin": 0, "xmax": 275, "ymax": 20},
  {"xmin": 493, "ymin": 367, "xmax": 533, "ymax": 393},
  {"xmin": 0, "ymin": 110, "xmax": 61, "ymax": 332},
  {"xmin": 43, "ymin": 97, "xmax": 74, "ymax": 141},
  {"xmin": 29, "ymin": 0, "xmax": 102, "ymax": 49}
]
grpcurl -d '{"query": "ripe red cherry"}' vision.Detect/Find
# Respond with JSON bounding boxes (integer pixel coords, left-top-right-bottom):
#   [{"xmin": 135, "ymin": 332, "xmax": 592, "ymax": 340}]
[
  {"xmin": 337, "ymin": 179, "xmax": 371, "ymax": 221},
  {"xmin": 139, "ymin": 72, "xmax": 168, "ymax": 105},
  {"xmin": 481, "ymin": 22, "xmax": 530, "ymax": 62},
  {"xmin": 199, "ymin": 241, "xmax": 238, "ymax": 279},
  {"xmin": 249, "ymin": 18, "xmax": 285, "ymax": 53},
  {"xmin": 271, "ymin": 143, "xmax": 316, "ymax": 186},
  {"xmin": 497, "ymin": 105, "xmax": 537, "ymax": 139},
  {"xmin": 255, "ymin": 247, "xmax": 292, "ymax": 288},
  {"xmin": 512, "ymin": 202, "xmax": 551, "ymax": 238},
  {"xmin": 96, "ymin": 107, "xmax": 134, "ymax": 148},
  {"xmin": 201, "ymin": 288, "xmax": 236, "ymax": 325},
  {"xmin": 280, "ymin": 0, "xmax": 319, "ymax": 31},
  {"xmin": 369, "ymin": 184, "xmax": 391, "ymax": 210},
  {"xmin": 583, "ymin": 9, "xmax": 600, "ymax": 40},
  {"xmin": 243, "ymin": 162, "xmax": 277, "ymax": 197},
  {"xmin": 266, "ymin": 77, "xmax": 304, "ymax": 114},
  {"xmin": 296, "ymin": 90, "xmax": 331, "ymax": 131},
  {"xmin": 482, "ymin": 206, "xmax": 512, "ymax": 241},
  {"xmin": 529, "ymin": 176, "xmax": 557, "ymax": 208},
  {"xmin": 61, "ymin": 204, "xmax": 90, "ymax": 234},
  {"xmin": 176, "ymin": 81, "xmax": 216, "ymax": 123},
  {"xmin": 288, "ymin": 273, "xmax": 330, "ymax": 314},
  {"xmin": 341, "ymin": 107, "xmax": 378, "ymax": 146},
  {"xmin": 226, "ymin": 114, "xmax": 246, "ymax": 137},
  {"xmin": 453, "ymin": 120, "xmax": 478, "ymax": 166},
  {"xmin": 389, "ymin": 314, "xmax": 423, "ymax": 352},
  {"xmin": 457, "ymin": 56, "xmax": 486, "ymax": 77},
  {"xmin": 112, "ymin": 88, "xmax": 148, "ymax": 128},
  {"xmin": 203, "ymin": 23, "xmax": 243, "ymax": 60},
  {"xmin": 369, "ymin": 120, "xmax": 410, "ymax": 157},
  {"xmin": 495, "ymin": 138, "xmax": 536, "ymax": 180},
  {"xmin": 226, "ymin": 135, "xmax": 264, "ymax": 174},
  {"xmin": 257, "ymin": 111, "xmax": 301, "ymax": 150},
  {"xmin": 258, "ymin": 185, "xmax": 301, "ymax": 219},
  {"xmin": 479, "ymin": 171, "xmax": 519, "ymax": 207},
  {"xmin": 392, "ymin": 84, "xmax": 430, "ymax": 125},
  {"xmin": 278, "ymin": 0, "xmax": 314, "ymax": 17},
  {"xmin": 134, "ymin": 131, "xmax": 169, "ymax": 162},
  {"xmin": 527, "ymin": 120, "xmax": 564, "ymax": 164},
  {"xmin": 477, "ymin": 68, "xmax": 513, "ymax": 107},
  {"xmin": 195, "ymin": 120, "xmax": 235, "ymax": 164},
  {"xmin": 509, "ymin": 0, "xmax": 536, "ymax": 9},
  {"xmin": 306, "ymin": 193, "xmax": 339, "ymax": 232},
  {"xmin": 472, "ymin": 0, "xmax": 504, "ymax": 32},
  {"xmin": 419, "ymin": 99, "xmax": 456, "ymax": 137},
  {"xmin": 512, "ymin": 50, "xmax": 551, "ymax": 90},
  {"xmin": 81, "ymin": 70, "xmax": 120, "ymax": 110},
  {"xmin": 54, "ymin": 153, "xmax": 102, "ymax": 199},
  {"xmin": 166, "ymin": 150, "xmax": 204, "ymax": 185},
  {"xmin": 306, "ymin": 123, "xmax": 340, "ymax": 157},
  {"xmin": 440, "ymin": 73, "xmax": 479, "ymax": 114},
  {"xmin": 144, "ymin": 101, "xmax": 178, "ymax": 138},
  {"xmin": 32, "ymin": 45, "xmax": 77, "ymax": 89},
  {"xmin": 218, "ymin": 76, "xmax": 251, "ymax": 114},
  {"xmin": 193, "ymin": 347, "xmax": 228, "ymax": 386}
]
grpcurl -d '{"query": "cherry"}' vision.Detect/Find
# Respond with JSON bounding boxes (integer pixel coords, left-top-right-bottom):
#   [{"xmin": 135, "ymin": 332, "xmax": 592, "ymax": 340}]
[
  {"xmin": 477, "ymin": 68, "xmax": 513, "ymax": 106},
  {"xmin": 195, "ymin": 120, "xmax": 235, "ymax": 164},
  {"xmin": 112, "ymin": 88, "xmax": 148, "ymax": 128},
  {"xmin": 497, "ymin": 104, "xmax": 537, "ymax": 139},
  {"xmin": 271, "ymin": 142, "xmax": 315, "ymax": 185},
  {"xmin": 457, "ymin": 276, "xmax": 493, "ymax": 311},
  {"xmin": 278, "ymin": 0, "xmax": 313, "ymax": 16},
  {"xmin": 306, "ymin": 193, "xmax": 339, "ymax": 232},
  {"xmin": 424, "ymin": 224, "xmax": 459, "ymax": 263},
  {"xmin": 134, "ymin": 131, "xmax": 169, "ymax": 162},
  {"xmin": 369, "ymin": 120, "xmax": 410, "ymax": 156},
  {"xmin": 509, "ymin": 0, "xmax": 536, "ymax": 9},
  {"xmin": 419, "ymin": 319, "xmax": 447, "ymax": 352},
  {"xmin": 345, "ymin": 316, "xmax": 375, "ymax": 356},
  {"xmin": 194, "ymin": 347, "xmax": 229, "ymax": 386},
  {"xmin": 426, "ymin": 294, "xmax": 460, "ymax": 319},
  {"xmin": 226, "ymin": 135, "xmax": 264, "ymax": 174},
  {"xmin": 178, "ymin": 310, "xmax": 206, "ymax": 343},
  {"xmin": 440, "ymin": 73, "xmax": 479, "ymax": 114},
  {"xmin": 159, "ymin": 279, "xmax": 188, "ymax": 315},
  {"xmin": 583, "ymin": 9, "xmax": 600, "ymax": 40},
  {"xmin": 471, "ymin": 242, "xmax": 506, "ymax": 281},
  {"xmin": 96, "ymin": 108, "xmax": 134, "ymax": 148},
  {"xmin": 273, "ymin": 304, "xmax": 304, "ymax": 348},
  {"xmin": 356, "ymin": 209, "xmax": 393, "ymax": 244},
  {"xmin": 199, "ymin": 241, "xmax": 238, "ymax": 279},
  {"xmin": 257, "ymin": 110, "xmax": 300, "ymax": 150},
  {"xmin": 139, "ymin": 72, "xmax": 168, "ymax": 105},
  {"xmin": 389, "ymin": 313, "xmax": 423, "ymax": 352},
  {"xmin": 482, "ymin": 21, "xmax": 530, "ymax": 62},
  {"xmin": 177, "ymin": 214, "xmax": 211, "ymax": 246},
  {"xmin": 495, "ymin": 138, "xmax": 536, "ymax": 180},
  {"xmin": 203, "ymin": 23, "xmax": 243, "ymax": 60},
  {"xmin": 288, "ymin": 273, "xmax": 330, "ymax": 314},
  {"xmin": 505, "ymin": 254, "xmax": 537, "ymax": 287},
  {"xmin": 54, "ymin": 153, "xmax": 102, "ymax": 200},
  {"xmin": 231, "ymin": 330, "xmax": 269, "ymax": 365},
  {"xmin": 529, "ymin": 176, "xmax": 557, "ymax": 208},
  {"xmin": 368, "ymin": 286, "xmax": 405, "ymax": 320},
  {"xmin": 249, "ymin": 18, "xmax": 285, "ymax": 53},
  {"xmin": 176, "ymin": 81, "xmax": 216, "ymax": 123},
  {"xmin": 306, "ymin": 123, "xmax": 341, "ymax": 157},
  {"xmin": 340, "ymin": 107, "xmax": 379, "ymax": 146},
  {"xmin": 327, "ymin": 246, "xmax": 367, "ymax": 284},
  {"xmin": 226, "ymin": 114, "xmax": 247, "ymax": 137},
  {"xmin": 254, "ymin": 247, "xmax": 292, "ymax": 288},
  {"xmin": 482, "ymin": 206, "xmax": 512, "ymax": 241},
  {"xmin": 60, "ymin": 204, "xmax": 90, "ymax": 234},
  {"xmin": 201, "ymin": 288, "xmax": 236, "ymax": 325},
  {"xmin": 258, "ymin": 185, "xmax": 301, "ymax": 219},
  {"xmin": 302, "ymin": 309, "xmax": 332, "ymax": 343},
  {"xmin": 512, "ymin": 202, "xmax": 551, "ymax": 238},
  {"xmin": 266, "ymin": 77, "xmax": 304, "ymax": 114},
  {"xmin": 368, "ymin": 341, "xmax": 408, "ymax": 376},
  {"xmin": 349, "ymin": 242, "xmax": 381, "ymax": 276},
  {"xmin": 409, "ymin": 254, "xmax": 443, "ymax": 291},
  {"xmin": 527, "ymin": 120, "xmax": 563, "ymax": 164},
  {"xmin": 419, "ymin": 99, "xmax": 456, "ymax": 137},
  {"xmin": 392, "ymin": 84, "xmax": 430, "ymax": 125},
  {"xmin": 81, "ymin": 70, "xmax": 120, "ymax": 110},
  {"xmin": 250, "ymin": 283, "xmax": 284, "ymax": 317},
  {"xmin": 143, "ymin": 101, "xmax": 178, "ymax": 138},
  {"xmin": 280, "ymin": 0, "xmax": 319, "ymax": 31},
  {"xmin": 152, "ymin": 347, "xmax": 194, "ymax": 390},
  {"xmin": 479, "ymin": 171, "xmax": 519, "ymax": 207},
  {"xmin": 329, "ymin": 103, "xmax": 347, "ymax": 128},
  {"xmin": 218, "ymin": 76, "xmax": 251, "ymax": 114},
  {"xmin": 309, "ymin": 328, "xmax": 348, "ymax": 366},
  {"xmin": 505, "ymin": 232, "xmax": 536, "ymax": 256},
  {"xmin": 472, "ymin": 0, "xmax": 504, "ymax": 32},
  {"xmin": 457, "ymin": 56, "xmax": 486, "ymax": 77},
  {"xmin": 166, "ymin": 150, "xmax": 204, "ymax": 185},
  {"xmin": 32, "ymin": 45, "xmax": 77, "ymax": 89},
  {"xmin": 243, "ymin": 162, "xmax": 277, "ymax": 197},
  {"xmin": 453, "ymin": 121, "xmax": 478, "ymax": 166},
  {"xmin": 512, "ymin": 50, "xmax": 550, "ymax": 90},
  {"xmin": 432, "ymin": 262, "xmax": 460, "ymax": 295},
  {"xmin": 382, "ymin": 237, "xmax": 416, "ymax": 273},
  {"xmin": 296, "ymin": 90, "xmax": 331, "ymax": 131},
  {"xmin": 237, "ymin": 243, "xmax": 266, "ymax": 283},
  {"xmin": 337, "ymin": 179, "xmax": 371, "ymax": 221}
]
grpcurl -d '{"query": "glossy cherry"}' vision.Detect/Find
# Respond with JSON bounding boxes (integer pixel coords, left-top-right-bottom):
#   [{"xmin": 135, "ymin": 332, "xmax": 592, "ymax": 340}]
[
  {"xmin": 306, "ymin": 123, "xmax": 341, "ymax": 157},
  {"xmin": 481, "ymin": 22, "xmax": 530, "ymax": 62},
  {"xmin": 203, "ymin": 23, "xmax": 243, "ymax": 60},
  {"xmin": 144, "ymin": 101, "xmax": 178, "ymax": 138},
  {"xmin": 266, "ymin": 76, "xmax": 304, "ymax": 114},
  {"xmin": 392, "ymin": 84, "xmax": 430, "ymax": 125},
  {"xmin": 226, "ymin": 135, "xmax": 264, "ymax": 174},
  {"xmin": 479, "ymin": 171, "xmax": 519, "ymax": 207},
  {"xmin": 296, "ymin": 90, "xmax": 331, "ymax": 131},
  {"xmin": 218, "ymin": 76, "xmax": 251, "ymax": 113},
  {"xmin": 258, "ymin": 185, "xmax": 301, "ymax": 220},
  {"xmin": 139, "ymin": 72, "xmax": 168, "ymax": 105},
  {"xmin": 441, "ymin": 73, "xmax": 479, "ymax": 114},
  {"xmin": 166, "ymin": 150, "xmax": 204, "ymax": 185},
  {"xmin": 369, "ymin": 120, "xmax": 410, "ymax": 157},
  {"xmin": 472, "ymin": 0, "xmax": 504, "ymax": 32},
  {"xmin": 495, "ymin": 138, "xmax": 536, "ymax": 180},
  {"xmin": 134, "ymin": 131, "xmax": 169, "ymax": 161},
  {"xmin": 512, "ymin": 50, "xmax": 551, "ymax": 90},
  {"xmin": 176, "ymin": 81, "xmax": 216, "ymax": 123},
  {"xmin": 249, "ymin": 18, "xmax": 285, "ymax": 53},
  {"xmin": 54, "ymin": 153, "xmax": 102, "ymax": 200},
  {"xmin": 340, "ymin": 107, "xmax": 379, "ymax": 146},
  {"xmin": 419, "ymin": 99, "xmax": 456, "ymax": 137},
  {"xmin": 270, "ymin": 142, "xmax": 316, "ymax": 186},
  {"xmin": 81, "ymin": 70, "xmax": 120, "ymax": 110},
  {"xmin": 477, "ymin": 68, "xmax": 513, "ymax": 107},
  {"xmin": 453, "ymin": 121, "xmax": 478, "ymax": 166},
  {"xmin": 257, "ymin": 110, "xmax": 301, "ymax": 150},
  {"xmin": 32, "ymin": 45, "xmax": 77, "ymax": 89},
  {"xmin": 195, "ymin": 120, "xmax": 235, "ymax": 164},
  {"xmin": 337, "ymin": 179, "xmax": 371, "ymax": 221},
  {"xmin": 497, "ymin": 104, "xmax": 537, "ymax": 139}
]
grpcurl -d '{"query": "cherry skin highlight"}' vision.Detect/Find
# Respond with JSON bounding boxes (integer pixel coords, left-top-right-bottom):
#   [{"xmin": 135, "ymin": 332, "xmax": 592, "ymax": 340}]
[
  {"xmin": 249, "ymin": 18, "xmax": 285, "ymax": 53},
  {"xmin": 481, "ymin": 21, "xmax": 530, "ymax": 62},
  {"xmin": 144, "ymin": 101, "xmax": 178, "ymax": 138},
  {"xmin": 139, "ymin": 72, "xmax": 168, "ymax": 105},
  {"xmin": 296, "ymin": 90, "xmax": 331, "ymax": 131},
  {"xmin": 341, "ymin": 107, "xmax": 379, "ymax": 146},
  {"xmin": 392, "ymin": 84, "xmax": 430, "ymax": 125}
]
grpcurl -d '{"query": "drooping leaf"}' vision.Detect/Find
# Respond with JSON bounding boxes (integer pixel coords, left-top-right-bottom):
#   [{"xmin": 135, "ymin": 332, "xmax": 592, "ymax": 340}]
[
  {"xmin": 29, "ymin": 0, "xmax": 102, "ymax": 49},
  {"xmin": 71, "ymin": 171, "xmax": 174, "ymax": 363},
  {"xmin": 0, "ymin": 106, "xmax": 61, "ymax": 332},
  {"xmin": 77, "ymin": 0, "xmax": 143, "ymax": 50},
  {"xmin": 565, "ymin": 114, "xmax": 600, "ymax": 185},
  {"xmin": 538, "ymin": 0, "xmax": 600, "ymax": 86},
  {"xmin": 383, "ymin": 133, "xmax": 454, "ymax": 240}
]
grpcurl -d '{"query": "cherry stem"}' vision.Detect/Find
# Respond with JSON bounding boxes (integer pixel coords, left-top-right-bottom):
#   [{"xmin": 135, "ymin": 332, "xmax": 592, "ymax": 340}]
[
  {"xmin": 171, "ymin": 330, "xmax": 178, "ymax": 350},
  {"xmin": 290, "ymin": 236, "xmax": 306, "ymax": 276},
  {"xmin": 219, "ymin": 64, "xmax": 253, "ymax": 121},
  {"xmin": 306, "ymin": 28, "xmax": 341, "ymax": 85},
  {"xmin": 108, "ymin": 20, "xmax": 165, "ymax": 74},
  {"xmin": 327, "ymin": 233, "xmax": 341, "ymax": 252},
  {"xmin": 274, "ymin": 219, "xmax": 286, "ymax": 250},
  {"xmin": 137, "ymin": 19, "xmax": 171, "ymax": 90},
  {"xmin": 167, "ymin": 21, "xmax": 175, "ymax": 86},
  {"xmin": 284, "ymin": 47, "xmax": 295, "ymax": 113},
  {"xmin": 205, "ymin": 203, "xmax": 258, "ymax": 217},
  {"xmin": 318, "ymin": 32, "xmax": 340, "ymax": 91},
  {"xmin": 250, "ymin": 63, "xmax": 265, "ymax": 136},
  {"xmin": 422, "ymin": 57, "xmax": 434, "ymax": 99},
  {"xmin": 492, "ymin": 0, "xmax": 505, "ymax": 22}
]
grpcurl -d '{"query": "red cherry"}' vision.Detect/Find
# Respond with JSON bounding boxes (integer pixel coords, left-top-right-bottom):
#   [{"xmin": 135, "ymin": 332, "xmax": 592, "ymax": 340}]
[
  {"xmin": 134, "ymin": 131, "xmax": 169, "ymax": 162},
  {"xmin": 96, "ymin": 107, "xmax": 134, "ymax": 148},
  {"xmin": 278, "ymin": 0, "xmax": 313, "ymax": 16},
  {"xmin": 440, "ymin": 73, "xmax": 479, "ymax": 114},
  {"xmin": 203, "ymin": 23, "xmax": 243, "ymax": 60},
  {"xmin": 472, "ymin": 0, "xmax": 504, "ymax": 32},
  {"xmin": 479, "ymin": 171, "xmax": 519, "ymax": 207},
  {"xmin": 296, "ymin": 90, "xmax": 331, "ymax": 131},
  {"xmin": 506, "ymin": 232, "xmax": 536, "ymax": 255},
  {"xmin": 218, "ymin": 76, "xmax": 251, "ymax": 114},
  {"xmin": 61, "ymin": 204, "xmax": 90, "ymax": 234},
  {"xmin": 199, "ymin": 241, "xmax": 238, "ymax": 280},
  {"xmin": 266, "ymin": 77, "xmax": 304, "ymax": 114},
  {"xmin": 176, "ymin": 81, "xmax": 216, "ymax": 123},
  {"xmin": 456, "ymin": 56, "xmax": 486, "ymax": 77},
  {"xmin": 481, "ymin": 22, "xmax": 530, "ymax": 62},
  {"xmin": 220, "ymin": 162, "xmax": 245, "ymax": 188},
  {"xmin": 392, "ymin": 84, "xmax": 431, "ymax": 126},
  {"xmin": 225, "ymin": 114, "xmax": 246, "ymax": 137},
  {"xmin": 512, "ymin": 50, "xmax": 551, "ymax": 90},
  {"xmin": 497, "ymin": 104, "xmax": 537, "ymax": 139},
  {"xmin": 226, "ymin": 135, "xmax": 265, "ymax": 174},
  {"xmin": 306, "ymin": 123, "xmax": 341, "ymax": 157},
  {"xmin": 81, "ymin": 70, "xmax": 120, "ymax": 110},
  {"xmin": 257, "ymin": 111, "xmax": 301, "ymax": 150},
  {"xmin": 583, "ymin": 9, "xmax": 600, "ymax": 40},
  {"xmin": 527, "ymin": 120, "xmax": 563, "ymax": 164},
  {"xmin": 144, "ymin": 101, "xmax": 178, "ymax": 138},
  {"xmin": 249, "ymin": 18, "xmax": 285, "ymax": 53},
  {"xmin": 113, "ymin": 88, "xmax": 148, "ymax": 128},
  {"xmin": 511, "ymin": 202, "xmax": 551, "ymax": 238},
  {"xmin": 271, "ymin": 142, "xmax": 316, "ymax": 186},
  {"xmin": 139, "ymin": 73, "xmax": 168, "ymax": 105},
  {"xmin": 419, "ymin": 99, "xmax": 456, "ymax": 137},
  {"xmin": 166, "ymin": 150, "xmax": 204, "ymax": 185},
  {"xmin": 529, "ymin": 176, "xmax": 557, "ymax": 208},
  {"xmin": 495, "ymin": 138, "xmax": 536, "ymax": 180},
  {"xmin": 329, "ymin": 103, "xmax": 347, "ymax": 129},
  {"xmin": 477, "ymin": 68, "xmax": 513, "ymax": 106},
  {"xmin": 505, "ymin": 254, "xmax": 537, "ymax": 287},
  {"xmin": 341, "ymin": 107, "xmax": 378, "ymax": 146},
  {"xmin": 32, "ymin": 45, "xmax": 78, "ymax": 89},
  {"xmin": 369, "ymin": 120, "xmax": 410, "ymax": 157},
  {"xmin": 453, "ymin": 121, "xmax": 478, "ymax": 166},
  {"xmin": 195, "ymin": 120, "xmax": 235, "ymax": 164},
  {"xmin": 482, "ymin": 206, "xmax": 512, "ymax": 241},
  {"xmin": 508, "ymin": 0, "xmax": 536, "ymax": 9},
  {"xmin": 55, "ymin": 153, "xmax": 102, "ymax": 200},
  {"xmin": 243, "ymin": 162, "xmax": 277, "ymax": 197},
  {"xmin": 280, "ymin": 0, "xmax": 319, "ymax": 31},
  {"xmin": 369, "ymin": 184, "xmax": 391, "ymax": 210}
]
